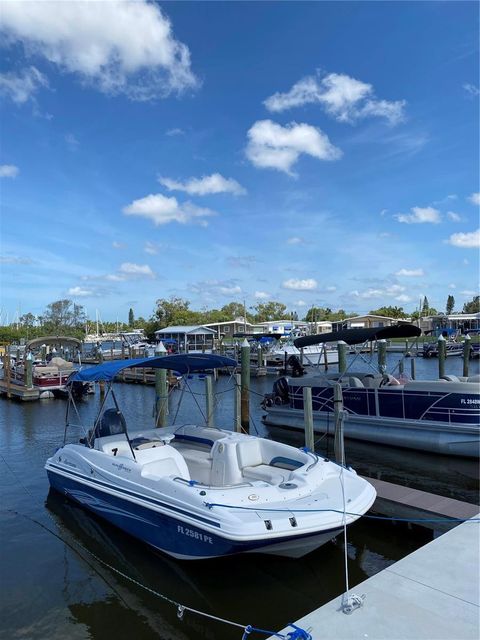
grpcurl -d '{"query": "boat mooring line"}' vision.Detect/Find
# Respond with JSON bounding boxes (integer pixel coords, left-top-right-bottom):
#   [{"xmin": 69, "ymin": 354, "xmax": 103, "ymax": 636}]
[{"xmin": 0, "ymin": 455, "xmax": 311, "ymax": 640}]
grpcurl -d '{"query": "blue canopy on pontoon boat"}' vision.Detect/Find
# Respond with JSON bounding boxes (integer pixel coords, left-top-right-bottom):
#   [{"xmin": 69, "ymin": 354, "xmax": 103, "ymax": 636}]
[{"xmin": 71, "ymin": 354, "xmax": 237, "ymax": 382}]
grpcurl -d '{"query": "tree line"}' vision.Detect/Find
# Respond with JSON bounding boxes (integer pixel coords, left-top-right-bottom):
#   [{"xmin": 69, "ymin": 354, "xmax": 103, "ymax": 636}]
[{"xmin": 1, "ymin": 294, "xmax": 478, "ymax": 343}]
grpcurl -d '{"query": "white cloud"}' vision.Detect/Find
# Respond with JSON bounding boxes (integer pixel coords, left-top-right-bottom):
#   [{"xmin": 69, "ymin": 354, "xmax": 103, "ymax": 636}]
[
  {"xmin": 447, "ymin": 211, "xmax": 461, "ymax": 222},
  {"xmin": 165, "ymin": 128, "xmax": 185, "ymax": 136},
  {"xmin": 282, "ymin": 278, "xmax": 317, "ymax": 291},
  {"xmin": 295, "ymin": 300, "xmax": 307, "ymax": 307},
  {"xmin": 287, "ymin": 236, "xmax": 305, "ymax": 245},
  {"xmin": 68, "ymin": 286, "xmax": 94, "ymax": 297},
  {"xmin": 460, "ymin": 290, "xmax": 478, "ymax": 296},
  {"xmin": 264, "ymin": 72, "xmax": 405, "ymax": 125},
  {"xmin": 0, "ymin": 164, "xmax": 19, "ymax": 178},
  {"xmin": 0, "ymin": 254, "xmax": 32, "ymax": 264},
  {"xmin": 325, "ymin": 286, "xmax": 337, "ymax": 292},
  {"xmin": 246, "ymin": 119, "xmax": 341, "ymax": 175},
  {"xmin": 219, "ymin": 285, "xmax": 242, "ymax": 295},
  {"xmin": 65, "ymin": 133, "xmax": 79, "ymax": 149},
  {"xmin": 395, "ymin": 206, "xmax": 441, "ymax": 224},
  {"xmin": 159, "ymin": 173, "xmax": 246, "ymax": 196},
  {"xmin": 189, "ymin": 279, "xmax": 242, "ymax": 298},
  {"xmin": 119, "ymin": 263, "xmax": 155, "ymax": 277},
  {"xmin": 395, "ymin": 268, "xmax": 425, "ymax": 277},
  {"xmin": 0, "ymin": 1, "xmax": 198, "ymax": 101},
  {"xmin": 351, "ymin": 284, "xmax": 406, "ymax": 300},
  {"xmin": 467, "ymin": 192, "xmax": 480, "ymax": 205},
  {"xmin": 463, "ymin": 83, "xmax": 480, "ymax": 97},
  {"xmin": 144, "ymin": 241, "xmax": 159, "ymax": 255},
  {"xmin": 395, "ymin": 294, "xmax": 413, "ymax": 303},
  {"xmin": 227, "ymin": 256, "xmax": 257, "ymax": 268},
  {"xmin": 123, "ymin": 193, "xmax": 216, "ymax": 226},
  {"xmin": 447, "ymin": 229, "xmax": 480, "ymax": 249},
  {"xmin": 449, "ymin": 283, "xmax": 456, "ymax": 289},
  {"xmin": 112, "ymin": 241, "xmax": 126, "ymax": 249},
  {"xmin": 254, "ymin": 291, "xmax": 270, "ymax": 300},
  {"xmin": 0, "ymin": 66, "xmax": 48, "ymax": 104}
]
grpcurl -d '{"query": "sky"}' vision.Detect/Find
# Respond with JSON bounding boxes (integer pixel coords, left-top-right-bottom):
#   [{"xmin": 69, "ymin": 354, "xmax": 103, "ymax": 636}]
[{"xmin": 0, "ymin": 0, "xmax": 479, "ymax": 324}]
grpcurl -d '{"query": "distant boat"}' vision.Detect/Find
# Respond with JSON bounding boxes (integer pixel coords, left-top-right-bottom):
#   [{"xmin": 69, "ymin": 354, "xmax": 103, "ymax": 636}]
[
  {"xmin": 262, "ymin": 325, "xmax": 480, "ymax": 458},
  {"xmin": 45, "ymin": 354, "xmax": 376, "ymax": 559},
  {"xmin": 7, "ymin": 336, "xmax": 90, "ymax": 399}
]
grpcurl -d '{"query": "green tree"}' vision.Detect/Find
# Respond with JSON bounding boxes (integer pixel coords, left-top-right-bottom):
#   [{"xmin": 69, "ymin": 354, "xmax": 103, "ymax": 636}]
[
  {"xmin": 369, "ymin": 306, "xmax": 408, "ymax": 319},
  {"xmin": 220, "ymin": 302, "xmax": 248, "ymax": 320},
  {"xmin": 43, "ymin": 299, "xmax": 86, "ymax": 333},
  {"xmin": 253, "ymin": 301, "xmax": 287, "ymax": 322},
  {"xmin": 421, "ymin": 296, "xmax": 430, "ymax": 315},
  {"xmin": 446, "ymin": 295, "xmax": 455, "ymax": 315},
  {"xmin": 463, "ymin": 295, "xmax": 480, "ymax": 313},
  {"xmin": 128, "ymin": 308, "xmax": 135, "ymax": 327},
  {"xmin": 153, "ymin": 297, "xmax": 202, "ymax": 328}
]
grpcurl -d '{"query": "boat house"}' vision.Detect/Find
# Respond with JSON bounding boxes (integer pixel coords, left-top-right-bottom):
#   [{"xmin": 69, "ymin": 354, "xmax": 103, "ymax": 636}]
[
  {"xmin": 154, "ymin": 325, "xmax": 216, "ymax": 353},
  {"xmin": 203, "ymin": 318, "xmax": 258, "ymax": 339}
]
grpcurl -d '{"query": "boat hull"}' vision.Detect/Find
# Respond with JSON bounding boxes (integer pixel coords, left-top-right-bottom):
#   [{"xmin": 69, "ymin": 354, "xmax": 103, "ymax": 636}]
[
  {"xmin": 46, "ymin": 466, "xmax": 344, "ymax": 560},
  {"xmin": 262, "ymin": 406, "xmax": 480, "ymax": 458}
]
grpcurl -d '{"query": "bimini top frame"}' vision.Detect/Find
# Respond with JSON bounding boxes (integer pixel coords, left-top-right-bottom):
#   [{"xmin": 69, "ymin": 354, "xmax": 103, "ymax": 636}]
[{"xmin": 64, "ymin": 353, "xmax": 238, "ymax": 453}]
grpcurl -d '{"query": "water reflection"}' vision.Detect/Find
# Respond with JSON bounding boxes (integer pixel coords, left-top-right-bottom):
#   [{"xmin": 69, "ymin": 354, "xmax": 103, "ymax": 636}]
[{"xmin": 44, "ymin": 489, "xmax": 431, "ymax": 640}]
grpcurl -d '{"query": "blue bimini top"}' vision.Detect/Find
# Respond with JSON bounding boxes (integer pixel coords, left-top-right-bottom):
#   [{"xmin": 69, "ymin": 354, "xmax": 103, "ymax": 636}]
[{"xmin": 71, "ymin": 354, "xmax": 237, "ymax": 382}]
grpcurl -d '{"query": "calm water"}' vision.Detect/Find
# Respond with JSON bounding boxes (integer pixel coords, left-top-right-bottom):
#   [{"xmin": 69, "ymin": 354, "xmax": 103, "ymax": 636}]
[{"xmin": 1, "ymin": 355, "xmax": 478, "ymax": 639}]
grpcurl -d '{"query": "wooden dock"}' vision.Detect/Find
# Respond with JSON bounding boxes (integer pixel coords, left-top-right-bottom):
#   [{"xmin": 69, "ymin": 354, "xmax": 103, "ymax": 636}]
[
  {"xmin": 0, "ymin": 379, "xmax": 40, "ymax": 401},
  {"xmin": 365, "ymin": 476, "xmax": 479, "ymax": 532}
]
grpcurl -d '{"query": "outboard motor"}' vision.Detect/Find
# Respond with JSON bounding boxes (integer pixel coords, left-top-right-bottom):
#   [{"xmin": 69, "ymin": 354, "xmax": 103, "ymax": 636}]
[
  {"xmin": 287, "ymin": 355, "xmax": 306, "ymax": 378},
  {"xmin": 95, "ymin": 408, "xmax": 127, "ymax": 438},
  {"xmin": 272, "ymin": 376, "xmax": 290, "ymax": 405}
]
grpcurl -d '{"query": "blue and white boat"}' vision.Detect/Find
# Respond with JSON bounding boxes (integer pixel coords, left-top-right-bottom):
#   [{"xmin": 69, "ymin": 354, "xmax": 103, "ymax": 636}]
[
  {"xmin": 45, "ymin": 354, "xmax": 376, "ymax": 560},
  {"xmin": 262, "ymin": 326, "xmax": 480, "ymax": 458}
]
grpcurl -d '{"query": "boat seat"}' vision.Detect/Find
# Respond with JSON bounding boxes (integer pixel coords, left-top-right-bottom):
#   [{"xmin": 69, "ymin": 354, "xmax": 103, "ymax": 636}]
[
  {"xmin": 180, "ymin": 448, "xmax": 212, "ymax": 484},
  {"xmin": 362, "ymin": 375, "xmax": 382, "ymax": 388},
  {"xmin": 348, "ymin": 376, "xmax": 365, "ymax": 388},
  {"xmin": 95, "ymin": 435, "xmax": 134, "ymax": 459},
  {"xmin": 242, "ymin": 464, "xmax": 289, "ymax": 485},
  {"xmin": 236, "ymin": 438, "xmax": 290, "ymax": 485}
]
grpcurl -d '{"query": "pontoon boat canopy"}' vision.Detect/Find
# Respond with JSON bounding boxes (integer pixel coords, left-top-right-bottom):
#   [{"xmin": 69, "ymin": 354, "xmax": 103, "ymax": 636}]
[
  {"xmin": 26, "ymin": 336, "xmax": 83, "ymax": 349},
  {"xmin": 294, "ymin": 324, "xmax": 421, "ymax": 348},
  {"xmin": 71, "ymin": 354, "xmax": 237, "ymax": 382}
]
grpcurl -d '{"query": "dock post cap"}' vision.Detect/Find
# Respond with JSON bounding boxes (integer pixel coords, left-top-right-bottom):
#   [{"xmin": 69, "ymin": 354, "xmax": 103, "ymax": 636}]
[{"xmin": 155, "ymin": 341, "xmax": 167, "ymax": 354}]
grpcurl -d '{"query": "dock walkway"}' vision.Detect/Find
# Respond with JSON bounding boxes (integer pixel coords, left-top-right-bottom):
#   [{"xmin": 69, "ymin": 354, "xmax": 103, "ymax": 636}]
[{"xmin": 270, "ymin": 516, "xmax": 479, "ymax": 640}]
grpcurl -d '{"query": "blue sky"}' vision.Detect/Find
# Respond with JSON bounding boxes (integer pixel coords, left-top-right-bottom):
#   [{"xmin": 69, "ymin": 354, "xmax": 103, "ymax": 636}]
[{"xmin": 1, "ymin": 0, "xmax": 479, "ymax": 323}]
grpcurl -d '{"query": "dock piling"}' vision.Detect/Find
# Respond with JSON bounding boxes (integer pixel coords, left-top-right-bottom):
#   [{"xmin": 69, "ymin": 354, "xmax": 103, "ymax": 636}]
[
  {"xmin": 333, "ymin": 383, "xmax": 345, "ymax": 465},
  {"xmin": 303, "ymin": 387, "xmax": 314, "ymax": 451},
  {"xmin": 25, "ymin": 352, "xmax": 33, "ymax": 389},
  {"xmin": 155, "ymin": 342, "xmax": 168, "ymax": 428},
  {"xmin": 205, "ymin": 375, "xmax": 214, "ymax": 427},
  {"xmin": 377, "ymin": 339, "xmax": 387, "ymax": 375},
  {"xmin": 410, "ymin": 357, "xmax": 416, "ymax": 379},
  {"xmin": 234, "ymin": 373, "xmax": 241, "ymax": 432},
  {"xmin": 437, "ymin": 334, "xmax": 446, "ymax": 378},
  {"xmin": 463, "ymin": 334, "xmax": 471, "ymax": 377},
  {"xmin": 240, "ymin": 339, "xmax": 250, "ymax": 432},
  {"xmin": 337, "ymin": 341, "xmax": 348, "ymax": 374}
]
